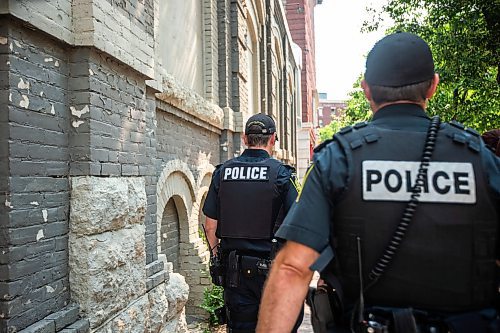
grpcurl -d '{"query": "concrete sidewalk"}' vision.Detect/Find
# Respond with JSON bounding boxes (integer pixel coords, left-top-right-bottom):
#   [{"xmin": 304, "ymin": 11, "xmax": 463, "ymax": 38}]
[{"xmin": 297, "ymin": 303, "xmax": 313, "ymax": 332}]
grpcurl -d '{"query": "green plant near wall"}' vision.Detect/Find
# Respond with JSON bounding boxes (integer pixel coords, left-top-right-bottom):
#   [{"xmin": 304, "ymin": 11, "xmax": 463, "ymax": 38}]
[{"xmin": 200, "ymin": 285, "xmax": 224, "ymax": 328}]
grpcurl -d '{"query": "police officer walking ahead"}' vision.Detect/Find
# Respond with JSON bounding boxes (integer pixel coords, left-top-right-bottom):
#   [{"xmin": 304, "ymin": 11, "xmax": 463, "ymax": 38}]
[
  {"xmin": 257, "ymin": 32, "xmax": 500, "ymax": 333},
  {"xmin": 203, "ymin": 113, "xmax": 302, "ymax": 333}
]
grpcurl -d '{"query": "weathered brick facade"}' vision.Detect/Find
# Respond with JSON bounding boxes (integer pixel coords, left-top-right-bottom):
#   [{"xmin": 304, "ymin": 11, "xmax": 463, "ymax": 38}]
[
  {"xmin": 0, "ymin": 0, "xmax": 301, "ymax": 332},
  {"xmin": 284, "ymin": 0, "xmax": 321, "ymax": 178}
]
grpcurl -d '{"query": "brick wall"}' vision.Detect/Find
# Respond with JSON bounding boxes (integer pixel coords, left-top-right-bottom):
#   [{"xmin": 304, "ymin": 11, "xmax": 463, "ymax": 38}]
[
  {"xmin": 72, "ymin": 0, "xmax": 155, "ymax": 78},
  {"xmin": 204, "ymin": 0, "xmax": 219, "ymax": 103},
  {"xmin": 160, "ymin": 199, "xmax": 180, "ymax": 272},
  {"xmin": 0, "ymin": 17, "xmax": 71, "ymax": 331},
  {"xmin": 6, "ymin": 0, "xmax": 73, "ymax": 44},
  {"xmin": 104, "ymin": 0, "xmax": 155, "ymax": 36},
  {"xmin": 67, "ymin": 46, "xmax": 159, "ymax": 266},
  {"xmin": 155, "ymin": 103, "xmax": 220, "ymax": 170},
  {"xmin": 284, "ymin": 0, "xmax": 318, "ymax": 123},
  {"xmin": 0, "ymin": 0, "xmax": 302, "ymax": 330},
  {"xmin": 217, "ymin": 0, "xmax": 232, "ymax": 109},
  {"xmin": 68, "ymin": 48, "xmax": 152, "ymax": 178}
]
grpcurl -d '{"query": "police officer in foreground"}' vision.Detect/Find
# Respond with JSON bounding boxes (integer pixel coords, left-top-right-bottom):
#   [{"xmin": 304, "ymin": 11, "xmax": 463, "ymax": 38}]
[
  {"xmin": 257, "ymin": 32, "xmax": 500, "ymax": 333},
  {"xmin": 202, "ymin": 113, "xmax": 303, "ymax": 333}
]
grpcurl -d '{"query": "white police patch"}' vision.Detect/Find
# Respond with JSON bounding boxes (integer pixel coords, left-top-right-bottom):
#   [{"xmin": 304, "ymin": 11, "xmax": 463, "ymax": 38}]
[
  {"xmin": 362, "ymin": 161, "xmax": 476, "ymax": 203},
  {"xmin": 223, "ymin": 166, "xmax": 270, "ymax": 181}
]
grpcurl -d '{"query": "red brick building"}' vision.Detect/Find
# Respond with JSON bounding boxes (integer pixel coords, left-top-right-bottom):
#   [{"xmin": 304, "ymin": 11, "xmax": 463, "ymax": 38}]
[
  {"xmin": 318, "ymin": 94, "xmax": 347, "ymax": 127},
  {"xmin": 284, "ymin": 0, "xmax": 322, "ymax": 177}
]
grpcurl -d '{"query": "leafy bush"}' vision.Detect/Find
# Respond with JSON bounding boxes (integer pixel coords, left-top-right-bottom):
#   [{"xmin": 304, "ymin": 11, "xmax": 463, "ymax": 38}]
[{"xmin": 200, "ymin": 285, "xmax": 224, "ymax": 327}]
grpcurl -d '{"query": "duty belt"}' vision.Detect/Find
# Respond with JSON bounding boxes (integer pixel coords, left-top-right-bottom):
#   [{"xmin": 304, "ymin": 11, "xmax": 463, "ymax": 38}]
[{"xmin": 240, "ymin": 255, "xmax": 271, "ymax": 277}]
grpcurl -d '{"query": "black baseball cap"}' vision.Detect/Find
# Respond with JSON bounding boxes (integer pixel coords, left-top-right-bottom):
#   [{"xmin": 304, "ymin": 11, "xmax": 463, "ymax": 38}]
[
  {"xmin": 245, "ymin": 113, "xmax": 276, "ymax": 135},
  {"xmin": 365, "ymin": 32, "xmax": 435, "ymax": 87}
]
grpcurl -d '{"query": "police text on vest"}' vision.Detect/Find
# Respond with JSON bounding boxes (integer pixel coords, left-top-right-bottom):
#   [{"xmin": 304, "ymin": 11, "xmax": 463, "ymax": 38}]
[
  {"xmin": 223, "ymin": 166, "xmax": 270, "ymax": 181},
  {"xmin": 362, "ymin": 161, "xmax": 476, "ymax": 203}
]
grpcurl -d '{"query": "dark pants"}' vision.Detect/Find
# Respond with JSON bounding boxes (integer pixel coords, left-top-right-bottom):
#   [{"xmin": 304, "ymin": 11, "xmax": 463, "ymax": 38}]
[{"xmin": 224, "ymin": 273, "xmax": 304, "ymax": 332}]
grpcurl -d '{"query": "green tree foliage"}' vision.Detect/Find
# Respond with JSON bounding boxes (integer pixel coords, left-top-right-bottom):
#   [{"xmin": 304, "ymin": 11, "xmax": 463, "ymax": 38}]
[
  {"xmin": 319, "ymin": 77, "xmax": 372, "ymax": 142},
  {"xmin": 362, "ymin": 0, "xmax": 500, "ymax": 132},
  {"xmin": 319, "ymin": 1, "xmax": 499, "ymax": 142}
]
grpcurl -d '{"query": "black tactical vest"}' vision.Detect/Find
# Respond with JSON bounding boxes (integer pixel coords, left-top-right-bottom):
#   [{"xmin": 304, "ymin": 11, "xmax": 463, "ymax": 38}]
[
  {"xmin": 330, "ymin": 121, "xmax": 498, "ymax": 312},
  {"xmin": 217, "ymin": 157, "xmax": 281, "ymax": 239}
]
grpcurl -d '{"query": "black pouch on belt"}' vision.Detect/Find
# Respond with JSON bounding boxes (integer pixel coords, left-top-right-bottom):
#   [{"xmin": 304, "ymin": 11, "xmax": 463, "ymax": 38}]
[{"xmin": 240, "ymin": 256, "xmax": 260, "ymax": 278}]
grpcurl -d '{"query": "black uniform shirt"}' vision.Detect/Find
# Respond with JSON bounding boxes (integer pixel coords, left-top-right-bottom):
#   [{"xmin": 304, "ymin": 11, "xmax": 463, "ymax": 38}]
[
  {"xmin": 276, "ymin": 104, "xmax": 500, "ymax": 255},
  {"xmin": 203, "ymin": 148, "xmax": 299, "ymax": 254}
]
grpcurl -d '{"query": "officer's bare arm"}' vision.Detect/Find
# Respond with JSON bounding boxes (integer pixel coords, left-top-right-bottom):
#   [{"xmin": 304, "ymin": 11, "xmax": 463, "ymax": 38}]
[
  {"xmin": 257, "ymin": 241, "xmax": 319, "ymax": 332},
  {"xmin": 204, "ymin": 217, "xmax": 220, "ymax": 254}
]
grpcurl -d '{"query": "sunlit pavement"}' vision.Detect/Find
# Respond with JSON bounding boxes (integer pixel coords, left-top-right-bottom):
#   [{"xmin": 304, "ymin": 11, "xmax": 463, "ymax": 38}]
[
  {"xmin": 298, "ymin": 271, "xmax": 319, "ymax": 332},
  {"xmin": 298, "ymin": 302, "xmax": 313, "ymax": 332}
]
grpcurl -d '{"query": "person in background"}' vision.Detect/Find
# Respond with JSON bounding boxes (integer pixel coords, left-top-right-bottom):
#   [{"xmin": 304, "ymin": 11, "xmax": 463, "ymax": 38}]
[
  {"xmin": 482, "ymin": 129, "xmax": 500, "ymax": 157},
  {"xmin": 203, "ymin": 113, "xmax": 303, "ymax": 333}
]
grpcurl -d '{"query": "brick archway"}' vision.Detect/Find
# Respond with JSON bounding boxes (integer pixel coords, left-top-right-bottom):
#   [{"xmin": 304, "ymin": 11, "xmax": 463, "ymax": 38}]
[{"xmin": 156, "ymin": 160, "xmax": 212, "ymax": 318}]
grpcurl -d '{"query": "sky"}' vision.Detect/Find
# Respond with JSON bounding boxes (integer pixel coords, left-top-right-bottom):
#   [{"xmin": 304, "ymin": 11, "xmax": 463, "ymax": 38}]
[{"xmin": 314, "ymin": 0, "xmax": 390, "ymax": 101}]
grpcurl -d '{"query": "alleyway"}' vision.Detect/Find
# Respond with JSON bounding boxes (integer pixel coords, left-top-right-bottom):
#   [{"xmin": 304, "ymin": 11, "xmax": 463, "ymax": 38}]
[
  {"xmin": 190, "ymin": 273, "xmax": 318, "ymax": 332},
  {"xmin": 189, "ymin": 302, "xmax": 313, "ymax": 333}
]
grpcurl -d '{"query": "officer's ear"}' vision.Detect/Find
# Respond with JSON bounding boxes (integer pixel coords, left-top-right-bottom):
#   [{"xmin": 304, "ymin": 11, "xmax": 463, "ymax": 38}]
[
  {"xmin": 243, "ymin": 134, "xmax": 249, "ymax": 146},
  {"xmin": 425, "ymin": 73, "xmax": 440, "ymax": 100},
  {"xmin": 361, "ymin": 79, "xmax": 372, "ymax": 102},
  {"xmin": 269, "ymin": 133, "xmax": 277, "ymax": 146}
]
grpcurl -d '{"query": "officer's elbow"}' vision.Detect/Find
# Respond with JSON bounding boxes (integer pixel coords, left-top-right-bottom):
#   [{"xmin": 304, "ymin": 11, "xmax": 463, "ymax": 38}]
[{"xmin": 273, "ymin": 242, "xmax": 317, "ymax": 281}]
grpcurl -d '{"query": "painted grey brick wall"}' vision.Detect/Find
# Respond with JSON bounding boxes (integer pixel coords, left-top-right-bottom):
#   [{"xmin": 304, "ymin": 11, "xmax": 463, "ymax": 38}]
[
  {"xmin": 204, "ymin": 0, "xmax": 219, "ymax": 103},
  {"xmin": 68, "ymin": 44, "xmax": 159, "ymax": 265},
  {"xmin": 68, "ymin": 48, "xmax": 153, "ymax": 178},
  {"xmin": 155, "ymin": 105, "xmax": 220, "ymax": 170},
  {"xmin": 217, "ymin": 0, "xmax": 232, "ymax": 108},
  {"xmin": 1, "ymin": 0, "xmax": 302, "ymax": 330},
  {"xmin": 0, "ymin": 17, "xmax": 71, "ymax": 332},
  {"xmin": 105, "ymin": 0, "xmax": 155, "ymax": 36},
  {"xmin": 145, "ymin": 87, "xmax": 159, "ymax": 264}
]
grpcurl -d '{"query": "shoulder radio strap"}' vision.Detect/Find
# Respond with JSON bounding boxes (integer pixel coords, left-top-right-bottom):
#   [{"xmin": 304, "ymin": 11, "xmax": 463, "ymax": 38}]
[
  {"xmin": 366, "ymin": 115, "xmax": 441, "ymax": 286},
  {"xmin": 351, "ymin": 116, "xmax": 441, "ymax": 330}
]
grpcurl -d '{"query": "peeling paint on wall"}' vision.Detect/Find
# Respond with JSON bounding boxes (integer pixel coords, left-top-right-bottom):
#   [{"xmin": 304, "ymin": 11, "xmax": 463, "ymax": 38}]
[
  {"xmin": 42, "ymin": 209, "xmax": 48, "ymax": 222},
  {"xmin": 72, "ymin": 120, "xmax": 85, "ymax": 128},
  {"xmin": 17, "ymin": 78, "xmax": 30, "ymax": 90},
  {"xmin": 50, "ymin": 104, "xmax": 55, "ymax": 114},
  {"xmin": 0, "ymin": 36, "xmax": 7, "ymax": 45},
  {"xmin": 30, "ymin": 201, "xmax": 39, "ymax": 206},
  {"xmin": 70, "ymin": 105, "xmax": 89, "ymax": 118},
  {"xmin": 4, "ymin": 195, "xmax": 13, "ymax": 208},
  {"xmin": 36, "ymin": 229, "xmax": 45, "ymax": 241},
  {"xmin": 19, "ymin": 95, "xmax": 30, "ymax": 108}
]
